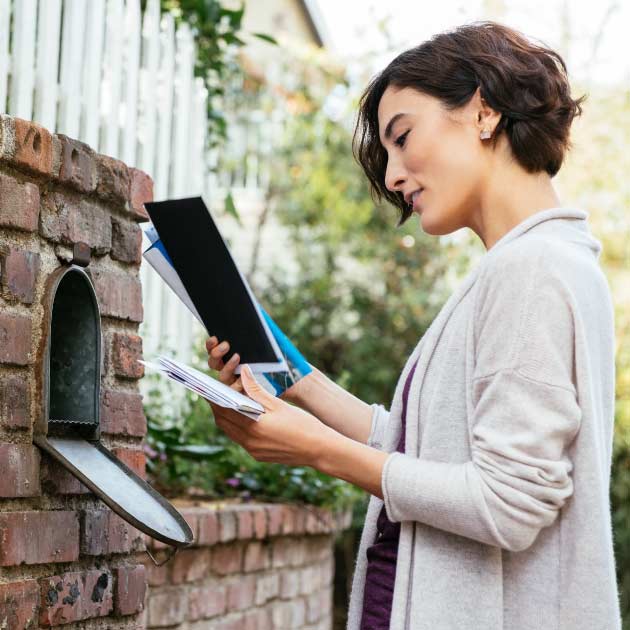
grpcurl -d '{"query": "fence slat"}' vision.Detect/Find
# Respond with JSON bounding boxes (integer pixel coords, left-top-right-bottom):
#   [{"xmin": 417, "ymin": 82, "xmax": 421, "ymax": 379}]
[
  {"xmin": 9, "ymin": 0, "xmax": 37, "ymax": 120},
  {"xmin": 190, "ymin": 77, "xmax": 207, "ymax": 195},
  {"xmin": 82, "ymin": 0, "xmax": 106, "ymax": 148},
  {"xmin": 58, "ymin": 0, "xmax": 87, "ymax": 137},
  {"xmin": 121, "ymin": 0, "xmax": 141, "ymax": 165},
  {"xmin": 153, "ymin": 12, "xmax": 174, "ymax": 200},
  {"xmin": 100, "ymin": 0, "xmax": 124, "ymax": 157},
  {"xmin": 33, "ymin": 0, "xmax": 62, "ymax": 131},
  {"xmin": 0, "ymin": 0, "xmax": 12, "ymax": 112},
  {"xmin": 137, "ymin": 0, "xmax": 160, "ymax": 176},
  {"xmin": 171, "ymin": 22, "xmax": 195, "ymax": 197}
]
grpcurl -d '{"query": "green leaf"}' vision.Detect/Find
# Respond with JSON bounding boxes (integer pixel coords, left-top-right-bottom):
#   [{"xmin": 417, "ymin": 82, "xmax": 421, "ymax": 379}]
[
  {"xmin": 224, "ymin": 191, "xmax": 242, "ymax": 224},
  {"xmin": 167, "ymin": 444, "xmax": 225, "ymax": 459},
  {"xmin": 251, "ymin": 32, "xmax": 278, "ymax": 46}
]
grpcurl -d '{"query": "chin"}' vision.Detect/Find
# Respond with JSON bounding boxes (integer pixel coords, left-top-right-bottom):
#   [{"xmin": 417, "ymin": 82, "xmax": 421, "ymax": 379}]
[{"xmin": 418, "ymin": 203, "xmax": 461, "ymax": 236}]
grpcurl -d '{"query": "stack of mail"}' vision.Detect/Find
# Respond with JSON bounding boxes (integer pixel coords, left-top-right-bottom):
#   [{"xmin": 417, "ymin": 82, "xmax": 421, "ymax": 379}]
[{"xmin": 139, "ymin": 355, "xmax": 265, "ymax": 421}]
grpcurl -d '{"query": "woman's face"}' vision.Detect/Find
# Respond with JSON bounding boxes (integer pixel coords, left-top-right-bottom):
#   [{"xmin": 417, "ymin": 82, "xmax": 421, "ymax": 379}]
[{"xmin": 377, "ymin": 85, "xmax": 500, "ymax": 235}]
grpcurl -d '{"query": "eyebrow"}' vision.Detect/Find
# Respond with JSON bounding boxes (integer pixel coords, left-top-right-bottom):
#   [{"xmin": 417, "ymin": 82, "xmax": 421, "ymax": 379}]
[{"xmin": 383, "ymin": 113, "xmax": 409, "ymax": 142}]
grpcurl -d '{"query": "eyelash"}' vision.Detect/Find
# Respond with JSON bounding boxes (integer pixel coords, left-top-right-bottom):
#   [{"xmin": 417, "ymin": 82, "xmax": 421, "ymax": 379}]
[{"xmin": 395, "ymin": 130, "xmax": 410, "ymax": 148}]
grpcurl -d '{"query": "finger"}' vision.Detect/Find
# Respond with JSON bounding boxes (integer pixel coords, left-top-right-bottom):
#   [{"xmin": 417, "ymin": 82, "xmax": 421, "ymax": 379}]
[
  {"xmin": 219, "ymin": 353, "xmax": 240, "ymax": 384},
  {"xmin": 211, "ymin": 341, "xmax": 230, "ymax": 360},
  {"xmin": 229, "ymin": 376, "xmax": 244, "ymax": 393},
  {"xmin": 205, "ymin": 336, "xmax": 218, "ymax": 351},
  {"xmin": 240, "ymin": 364, "xmax": 276, "ymax": 409}
]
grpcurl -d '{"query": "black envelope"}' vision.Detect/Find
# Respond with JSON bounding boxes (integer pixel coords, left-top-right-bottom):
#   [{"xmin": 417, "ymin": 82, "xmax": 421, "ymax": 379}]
[{"xmin": 144, "ymin": 196, "xmax": 283, "ymax": 368}]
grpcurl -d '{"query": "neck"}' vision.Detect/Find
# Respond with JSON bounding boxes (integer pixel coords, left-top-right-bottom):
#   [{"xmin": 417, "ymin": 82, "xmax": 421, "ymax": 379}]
[{"xmin": 473, "ymin": 166, "xmax": 562, "ymax": 251}]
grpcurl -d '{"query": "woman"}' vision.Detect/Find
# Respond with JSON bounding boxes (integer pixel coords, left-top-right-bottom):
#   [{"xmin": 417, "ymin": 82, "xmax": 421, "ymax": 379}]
[{"xmin": 205, "ymin": 21, "xmax": 621, "ymax": 630}]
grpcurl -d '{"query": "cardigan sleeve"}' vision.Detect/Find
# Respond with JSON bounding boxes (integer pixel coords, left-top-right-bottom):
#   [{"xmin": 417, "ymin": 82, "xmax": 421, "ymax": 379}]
[
  {"xmin": 366, "ymin": 403, "xmax": 390, "ymax": 450},
  {"xmin": 381, "ymin": 246, "xmax": 583, "ymax": 552}
]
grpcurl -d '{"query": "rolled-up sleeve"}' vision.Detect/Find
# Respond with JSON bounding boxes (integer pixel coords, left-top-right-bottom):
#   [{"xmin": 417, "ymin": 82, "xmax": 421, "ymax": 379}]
[
  {"xmin": 366, "ymin": 403, "xmax": 391, "ymax": 450},
  {"xmin": 381, "ymin": 368, "xmax": 581, "ymax": 551}
]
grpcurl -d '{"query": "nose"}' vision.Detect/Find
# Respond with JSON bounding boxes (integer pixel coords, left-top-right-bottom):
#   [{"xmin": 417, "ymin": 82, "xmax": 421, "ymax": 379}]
[{"xmin": 384, "ymin": 154, "xmax": 407, "ymax": 193}]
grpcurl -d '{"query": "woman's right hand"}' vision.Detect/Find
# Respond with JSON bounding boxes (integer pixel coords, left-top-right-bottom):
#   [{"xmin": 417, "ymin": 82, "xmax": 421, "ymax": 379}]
[{"xmin": 206, "ymin": 337, "xmax": 244, "ymax": 394}]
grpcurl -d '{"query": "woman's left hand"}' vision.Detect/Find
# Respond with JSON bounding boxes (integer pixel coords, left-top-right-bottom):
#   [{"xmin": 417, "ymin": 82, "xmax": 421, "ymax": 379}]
[{"xmin": 207, "ymin": 364, "xmax": 335, "ymax": 468}]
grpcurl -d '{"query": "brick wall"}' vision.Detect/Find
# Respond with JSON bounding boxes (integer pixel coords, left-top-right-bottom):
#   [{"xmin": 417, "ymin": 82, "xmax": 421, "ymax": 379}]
[
  {"xmin": 0, "ymin": 114, "xmax": 353, "ymax": 630},
  {"xmin": 142, "ymin": 502, "xmax": 351, "ymax": 630},
  {"xmin": 0, "ymin": 114, "xmax": 150, "ymax": 629}
]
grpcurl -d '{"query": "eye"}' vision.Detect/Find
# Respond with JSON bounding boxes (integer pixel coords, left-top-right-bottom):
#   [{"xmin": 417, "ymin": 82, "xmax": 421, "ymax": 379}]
[{"xmin": 394, "ymin": 130, "xmax": 410, "ymax": 148}]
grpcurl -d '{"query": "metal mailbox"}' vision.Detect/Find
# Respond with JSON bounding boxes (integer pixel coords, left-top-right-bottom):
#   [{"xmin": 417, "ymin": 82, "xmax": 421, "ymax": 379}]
[{"xmin": 33, "ymin": 243, "xmax": 193, "ymax": 559}]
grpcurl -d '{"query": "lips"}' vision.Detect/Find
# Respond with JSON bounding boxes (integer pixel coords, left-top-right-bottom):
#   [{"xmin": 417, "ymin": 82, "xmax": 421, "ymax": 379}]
[{"xmin": 409, "ymin": 188, "xmax": 424, "ymax": 210}]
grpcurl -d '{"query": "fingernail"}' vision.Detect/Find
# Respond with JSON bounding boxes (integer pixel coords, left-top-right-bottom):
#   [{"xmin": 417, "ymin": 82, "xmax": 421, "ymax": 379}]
[{"xmin": 218, "ymin": 342, "xmax": 228, "ymax": 351}]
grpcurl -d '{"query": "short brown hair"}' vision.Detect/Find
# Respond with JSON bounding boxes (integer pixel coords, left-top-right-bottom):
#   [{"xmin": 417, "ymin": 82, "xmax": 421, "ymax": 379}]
[{"xmin": 353, "ymin": 21, "xmax": 587, "ymax": 225}]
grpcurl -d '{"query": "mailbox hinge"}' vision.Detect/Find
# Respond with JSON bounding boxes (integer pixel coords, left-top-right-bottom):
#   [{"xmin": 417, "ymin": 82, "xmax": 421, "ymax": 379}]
[{"xmin": 72, "ymin": 242, "xmax": 91, "ymax": 267}]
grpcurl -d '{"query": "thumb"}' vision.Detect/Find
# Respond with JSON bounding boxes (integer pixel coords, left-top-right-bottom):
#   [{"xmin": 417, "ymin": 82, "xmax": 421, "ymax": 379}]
[{"xmin": 240, "ymin": 365, "xmax": 276, "ymax": 408}]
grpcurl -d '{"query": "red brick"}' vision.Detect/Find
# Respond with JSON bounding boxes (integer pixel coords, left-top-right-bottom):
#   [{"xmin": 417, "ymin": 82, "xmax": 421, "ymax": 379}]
[
  {"xmin": 188, "ymin": 582, "xmax": 227, "ymax": 620},
  {"xmin": 56, "ymin": 134, "xmax": 97, "ymax": 193},
  {"xmin": 111, "ymin": 446, "xmax": 146, "ymax": 479},
  {"xmin": 114, "ymin": 564, "xmax": 146, "ymax": 616},
  {"xmin": 0, "ymin": 443, "xmax": 40, "ymax": 497},
  {"xmin": 226, "ymin": 574, "xmax": 256, "ymax": 612},
  {"xmin": 91, "ymin": 268, "xmax": 143, "ymax": 322},
  {"xmin": 244, "ymin": 607, "xmax": 272, "ymax": 630},
  {"xmin": 40, "ymin": 453, "xmax": 91, "ymax": 495},
  {"xmin": 0, "ymin": 511, "xmax": 79, "ymax": 566},
  {"xmin": 111, "ymin": 332, "xmax": 144, "ymax": 379},
  {"xmin": 236, "ymin": 507, "xmax": 254, "ymax": 540},
  {"xmin": 128, "ymin": 167, "xmax": 152, "ymax": 222},
  {"xmin": 111, "ymin": 217, "xmax": 142, "ymax": 264},
  {"xmin": 255, "ymin": 571, "xmax": 279, "ymax": 605},
  {"xmin": 218, "ymin": 509, "xmax": 237, "ymax": 542},
  {"xmin": 81, "ymin": 508, "xmax": 142, "ymax": 555},
  {"xmin": 0, "ymin": 580, "xmax": 40, "ymax": 629},
  {"xmin": 0, "ymin": 312, "xmax": 31, "ymax": 365},
  {"xmin": 271, "ymin": 599, "xmax": 306, "ymax": 628},
  {"xmin": 147, "ymin": 587, "xmax": 186, "ymax": 627},
  {"xmin": 279, "ymin": 567, "xmax": 300, "ymax": 598},
  {"xmin": 39, "ymin": 570, "xmax": 112, "ymax": 626},
  {"xmin": 0, "ymin": 172, "xmax": 40, "ymax": 232},
  {"xmin": 171, "ymin": 547, "xmax": 211, "ymax": 584},
  {"xmin": 13, "ymin": 117, "xmax": 54, "ymax": 177},
  {"xmin": 197, "ymin": 510, "xmax": 219, "ymax": 546},
  {"xmin": 142, "ymin": 555, "xmax": 169, "ymax": 586},
  {"xmin": 0, "ymin": 373, "xmax": 30, "ymax": 430},
  {"xmin": 271, "ymin": 538, "xmax": 291, "ymax": 569},
  {"xmin": 243, "ymin": 540, "xmax": 269, "ymax": 572},
  {"xmin": 266, "ymin": 504, "xmax": 284, "ymax": 537},
  {"xmin": 210, "ymin": 543, "xmax": 242, "ymax": 575},
  {"xmin": 95, "ymin": 154, "xmax": 130, "ymax": 206},
  {"xmin": 40, "ymin": 193, "xmax": 111, "ymax": 254},
  {"xmin": 293, "ymin": 505, "xmax": 307, "ymax": 534},
  {"xmin": 253, "ymin": 505, "xmax": 267, "ymax": 539},
  {"xmin": 0, "ymin": 247, "xmax": 40, "ymax": 303},
  {"xmin": 100, "ymin": 389, "xmax": 146, "ymax": 437}
]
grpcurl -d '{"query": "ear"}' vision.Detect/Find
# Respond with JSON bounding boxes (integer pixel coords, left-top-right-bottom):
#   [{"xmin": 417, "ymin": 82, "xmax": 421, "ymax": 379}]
[{"xmin": 472, "ymin": 86, "xmax": 501, "ymax": 136}]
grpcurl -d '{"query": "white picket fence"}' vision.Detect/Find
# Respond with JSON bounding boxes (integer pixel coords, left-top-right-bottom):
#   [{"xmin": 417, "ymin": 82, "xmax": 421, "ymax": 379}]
[{"xmin": 0, "ymin": 0, "xmax": 290, "ymax": 391}]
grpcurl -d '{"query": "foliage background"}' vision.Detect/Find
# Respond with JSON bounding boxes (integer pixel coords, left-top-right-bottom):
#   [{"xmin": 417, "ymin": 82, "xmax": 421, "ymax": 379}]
[{"xmin": 147, "ymin": 2, "xmax": 630, "ymax": 626}]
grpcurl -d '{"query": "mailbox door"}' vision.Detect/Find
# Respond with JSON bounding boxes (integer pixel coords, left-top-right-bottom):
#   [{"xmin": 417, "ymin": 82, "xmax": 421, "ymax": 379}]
[{"xmin": 36, "ymin": 264, "xmax": 193, "ymax": 549}]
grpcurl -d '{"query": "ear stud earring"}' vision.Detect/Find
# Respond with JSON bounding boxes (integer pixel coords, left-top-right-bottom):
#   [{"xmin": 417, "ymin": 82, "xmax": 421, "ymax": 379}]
[{"xmin": 480, "ymin": 129, "xmax": 492, "ymax": 140}]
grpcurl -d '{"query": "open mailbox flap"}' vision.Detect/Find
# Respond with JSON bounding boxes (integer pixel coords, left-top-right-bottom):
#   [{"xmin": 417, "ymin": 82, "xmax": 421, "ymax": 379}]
[
  {"xmin": 35, "ymin": 435, "xmax": 193, "ymax": 547},
  {"xmin": 35, "ymin": 256, "xmax": 193, "ymax": 554}
]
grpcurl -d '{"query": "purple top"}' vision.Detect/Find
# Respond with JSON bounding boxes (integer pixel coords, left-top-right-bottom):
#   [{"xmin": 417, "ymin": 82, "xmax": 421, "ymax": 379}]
[{"xmin": 360, "ymin": 360, "xmax": 418, "ymax": 630}]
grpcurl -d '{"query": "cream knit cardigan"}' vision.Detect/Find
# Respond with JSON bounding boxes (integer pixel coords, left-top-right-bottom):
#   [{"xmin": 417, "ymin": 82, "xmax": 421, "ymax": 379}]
[{"xmin": 346, "ymin": 207, "xmax": 622, "ymax": 630}]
